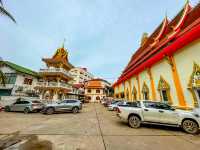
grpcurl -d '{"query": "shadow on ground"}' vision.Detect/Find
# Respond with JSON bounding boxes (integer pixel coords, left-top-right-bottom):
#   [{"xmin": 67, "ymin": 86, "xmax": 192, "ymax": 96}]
[{"xmin": 0, "ymin": 132, "xmax": 53, "ymax": 150}]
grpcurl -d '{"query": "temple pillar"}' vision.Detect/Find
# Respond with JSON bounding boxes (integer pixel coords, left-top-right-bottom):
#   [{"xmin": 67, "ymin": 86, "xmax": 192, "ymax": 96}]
[
  {"xmin": 136, "ymin": 76, "xmax": 141, "ymax": 100},
  {"xmin": 166, "ymin": 55, "xmax": 186, "ymax": 107},
  {"xmin": 147, "ymin": 68, "xmax": 157, "ymax": 100},
  {"xmin": 128, "ymin": 79, "xmax": 132, "ymax": 101}
]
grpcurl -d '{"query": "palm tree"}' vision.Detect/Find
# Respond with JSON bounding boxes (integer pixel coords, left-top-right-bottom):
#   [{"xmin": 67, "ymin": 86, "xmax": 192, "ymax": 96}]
[
  {"xmin": 0, "ymin": 0, "xmax": 16, "ymax": 23},
  {"xmin": 0, "ymin": 70, "xmax": 6, "ymax": 86}
]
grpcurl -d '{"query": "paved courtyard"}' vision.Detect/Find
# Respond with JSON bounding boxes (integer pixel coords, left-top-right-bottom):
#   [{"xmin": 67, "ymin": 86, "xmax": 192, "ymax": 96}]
[{"xmin": 0, "ymin": 103, "xmax": 200, "ymax": 150}]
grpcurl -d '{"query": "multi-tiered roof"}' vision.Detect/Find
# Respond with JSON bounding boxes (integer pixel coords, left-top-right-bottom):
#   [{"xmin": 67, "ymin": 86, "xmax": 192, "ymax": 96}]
[{"xmin": 113, "ymin": 2, "xmax": 200, "ymax": 87}]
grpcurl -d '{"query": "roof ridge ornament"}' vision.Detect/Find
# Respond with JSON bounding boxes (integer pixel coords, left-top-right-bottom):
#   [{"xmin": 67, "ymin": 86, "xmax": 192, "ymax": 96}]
[
  {"xmin": 154, "ymin": 15, "xmax": 169, "ymax": 41},
  {"xmin": 62, "ymin": 38, "xmax": 66, "ymax": 48},
  {"xmin": 150, "ymin": 15, "xmax": 169, "ymax": 48},
  {"xmin": 173, "ymin": 0, "xmax": 191, "ymax": 31},
  {"xmin": 167, "ymin": 0, "xmax": 191, "ymax": 40}
]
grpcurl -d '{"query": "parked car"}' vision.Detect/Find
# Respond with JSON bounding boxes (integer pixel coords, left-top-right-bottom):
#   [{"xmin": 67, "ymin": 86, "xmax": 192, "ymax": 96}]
[
  {"xmin": 108, "ymin": 101, "xmax": 128, "ymax": 111},
  {"xmin": 104, "ymin": 100, "xmax": 120, "ymax": 107},
  {"xmin": 117, "ymin": 100, "xmax": 200, "ymax": 134},
  {"xmin": 103, "ymin": 100, "xmax": 112, "ymax": 107},
  {"xmin": 42, "ymin": 99, "xmax": 82, "ymax": 115},
  {"xmin": 4, "ymin": 99, "xmax": 44, "ymax": 114}
]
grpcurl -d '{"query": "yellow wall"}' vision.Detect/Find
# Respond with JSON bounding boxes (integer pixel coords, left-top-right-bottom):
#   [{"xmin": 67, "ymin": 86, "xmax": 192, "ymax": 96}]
[
  {"xmin": 119, "ymin": 83, "xmax": 124, "ymax": 93},
  {"xmin": 113, "ymin": 39, "xmax": 200, "ymax": 108},
  {"xmin": 174, "ymin": 39, "xmax": 200, "ymax": 107},
  {"xmin": 151, "ymin": 60, "xmax": 179, "ymax": 105}
]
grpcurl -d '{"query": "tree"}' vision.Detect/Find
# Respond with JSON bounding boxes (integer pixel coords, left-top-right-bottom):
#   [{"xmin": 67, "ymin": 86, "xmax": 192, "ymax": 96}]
[{"xmin": 0, "ymin": 0, "xmax": 16, "ymax": 23}]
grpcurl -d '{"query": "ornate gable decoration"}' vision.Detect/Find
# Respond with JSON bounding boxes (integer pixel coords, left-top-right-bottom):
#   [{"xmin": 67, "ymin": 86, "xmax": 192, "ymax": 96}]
[
  {"xmin": 173, "ymin": 1, "xmax": 191, "ymax": 31},
  {"xmin": 168, "ymin": 1, "xmax": 191, "ymax": 40},
  {"xmin": 53, "ymin": 47, "xmax": 68, "ymax": 61},
  {"xmin": 188, "ymin": 62, "xmax": 200, "ymax": 88},
  {"xmin": 158, "ymin": 76, "xmax": 170, "ymax": 91},
  {"xmin": 150, "ymin": 17, "xmax": 169, "ymax": 47},
  {"xmin": 142, "ymin": 82, "xmax": 149, "ymax": 93}
]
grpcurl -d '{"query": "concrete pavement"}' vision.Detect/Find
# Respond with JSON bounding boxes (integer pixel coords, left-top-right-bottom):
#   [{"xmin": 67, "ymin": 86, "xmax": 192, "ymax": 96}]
[{"xmin": 0, "ymin": 103, "xmax": 200, "ymax": 150}]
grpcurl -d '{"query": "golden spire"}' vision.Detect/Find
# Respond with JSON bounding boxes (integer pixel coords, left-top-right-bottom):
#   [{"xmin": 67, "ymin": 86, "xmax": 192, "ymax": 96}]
[{"xmin": 62, "ymin": 38, "xmax": 66, "ymax": 48}]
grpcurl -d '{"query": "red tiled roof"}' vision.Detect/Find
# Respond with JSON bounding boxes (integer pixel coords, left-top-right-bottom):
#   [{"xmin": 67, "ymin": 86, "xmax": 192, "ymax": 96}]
[{"xmin": 114, "ymin": 2, "xmax": 200, "ymax": 87}]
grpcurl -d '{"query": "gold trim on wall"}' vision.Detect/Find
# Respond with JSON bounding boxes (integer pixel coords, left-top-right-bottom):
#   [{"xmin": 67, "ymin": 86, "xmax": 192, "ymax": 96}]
[
  {"xmin": 157, "ymin": 76, "xmax": 172, "ymax": 104},
  {"xmin": 187, "ymin": 62, "xmax": 200, "ymax": 108}
]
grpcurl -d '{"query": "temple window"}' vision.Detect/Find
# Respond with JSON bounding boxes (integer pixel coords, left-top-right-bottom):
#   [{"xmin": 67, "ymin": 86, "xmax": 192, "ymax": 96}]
[
  {"xmin": 188, "ymin": 62, "xmax": 200, "ymax": 107},
  {"xmin": 158, "ymin": 76, "xmax": 171, "ymax": 104},
  {"xmin": 161, "ymin": 90, "xmax": 168, "ymax": 102},
  {"xmin": 132, "ymin": 86, "xmax": 137, "ymax": 100},
  {"xmin": 121, "ymin": 93, "xmax": 125, "ymax": 98},
  {"xmin": 143, "ymin": 92, "xmax": 148, "ymax": 100},
  {"xmin": 142, "ymin": 82, "xmax": 149, "ymax": 100},
  {"xmin": 126, "ymin": 89, "xmax": 129, "ymax": 99},
  {"xmin": 87, "ymin": 89, "xmax": 91, "ymax": 93}
]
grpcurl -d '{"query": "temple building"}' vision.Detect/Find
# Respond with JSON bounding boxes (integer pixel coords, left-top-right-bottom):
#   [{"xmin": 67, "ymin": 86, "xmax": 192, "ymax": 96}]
[
  {"xmin": 85, "ymin": 79, "xmax": 112, "ymax": 102},
  {"xmin": 113, "ymin": 2, "xmax": 200, "ymax": 109},
  {"xmin": 35, "ymin": 45, "xmax": 75, "ymax": 101}
]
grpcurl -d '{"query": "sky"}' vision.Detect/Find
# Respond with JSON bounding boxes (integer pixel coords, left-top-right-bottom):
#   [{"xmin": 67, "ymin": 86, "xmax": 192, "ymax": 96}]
[{"xmin": 0, "ymin": 0, "xmax": 199, "ymax": 83}]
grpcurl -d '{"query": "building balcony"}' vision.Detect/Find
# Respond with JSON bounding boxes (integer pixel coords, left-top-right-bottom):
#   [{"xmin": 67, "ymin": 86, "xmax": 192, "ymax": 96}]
[
  {"xmin": 36, "ymin": 82, "xmax": 73, "ymax": 90},
  {"xmin": 39, "ymin": 68, "xmax": 73, "ymax": 79}
]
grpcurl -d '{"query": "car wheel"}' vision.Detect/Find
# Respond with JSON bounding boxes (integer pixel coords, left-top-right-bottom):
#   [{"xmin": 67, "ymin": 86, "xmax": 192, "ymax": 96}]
[
  {"xmin": 24, "ymin": 108, "xmax": 30, "ymax": 114},
  {"xmin": 72, "ymin": 107, "xmax": 79, "ymax": 114},
  {"xmin": 128, "ymin": 115, "xmax": 141, "ymax": 128},
  {"xmin": 5, "ymin": 106, "xmax": 10, "ymax": 112},
  {"xmin": 46, "ymin": 108, "xmax": 54, "ymax": 115},
  {"xmin": 182, "ymin": 119, "xmax": 199, "ymax": 134}
]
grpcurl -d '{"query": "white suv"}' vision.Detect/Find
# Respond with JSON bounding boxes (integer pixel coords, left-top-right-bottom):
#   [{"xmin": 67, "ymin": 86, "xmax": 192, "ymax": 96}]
[{"xmin": 117, "ymin": 101, "xmax": 200, "ymax": 134}]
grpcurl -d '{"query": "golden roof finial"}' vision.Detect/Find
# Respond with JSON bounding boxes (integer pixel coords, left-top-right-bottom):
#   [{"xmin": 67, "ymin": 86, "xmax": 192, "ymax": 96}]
[{"xmin": 62, "ymin": 38, "xmax": 66, "ymax": 48}]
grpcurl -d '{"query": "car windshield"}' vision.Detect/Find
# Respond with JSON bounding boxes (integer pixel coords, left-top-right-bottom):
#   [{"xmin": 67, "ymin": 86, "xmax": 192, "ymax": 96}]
[
  {"xmin": 128, "ymin": 101, "xmax": 141, "ymax": 107},
  {"xmin": 117, "ymin": 101, "xmax": 124, "ymax": 105},
  {"xmin": 111, "ymin": 101, "xmax": 119, "ymax": 104},
  {"xmin": 32, "ymin": 101, "xmax": 42, "ymax": 103}
]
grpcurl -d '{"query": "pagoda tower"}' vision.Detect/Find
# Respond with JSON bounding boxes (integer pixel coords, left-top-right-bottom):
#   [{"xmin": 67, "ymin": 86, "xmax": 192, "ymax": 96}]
[{"xmin": 35, "ymin": 45, "xmax": 74, "ymax": 101}]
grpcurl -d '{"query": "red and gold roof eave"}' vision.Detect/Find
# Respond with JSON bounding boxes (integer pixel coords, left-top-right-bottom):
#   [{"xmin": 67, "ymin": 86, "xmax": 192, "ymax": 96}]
[
  {"xmin": 113, "ymin": 2, "xmax": 200, "ymax": 88},
  {"xmin": 123, "ymin": 2, "xmax": 193, "ymax": 74},
  {"xmin": 42, "ymin": 58, "xmax": 74, "ymax": 69},
  {"xmin": 40, "ymin": 72, "xmax": 73, "ymax": 81}
]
